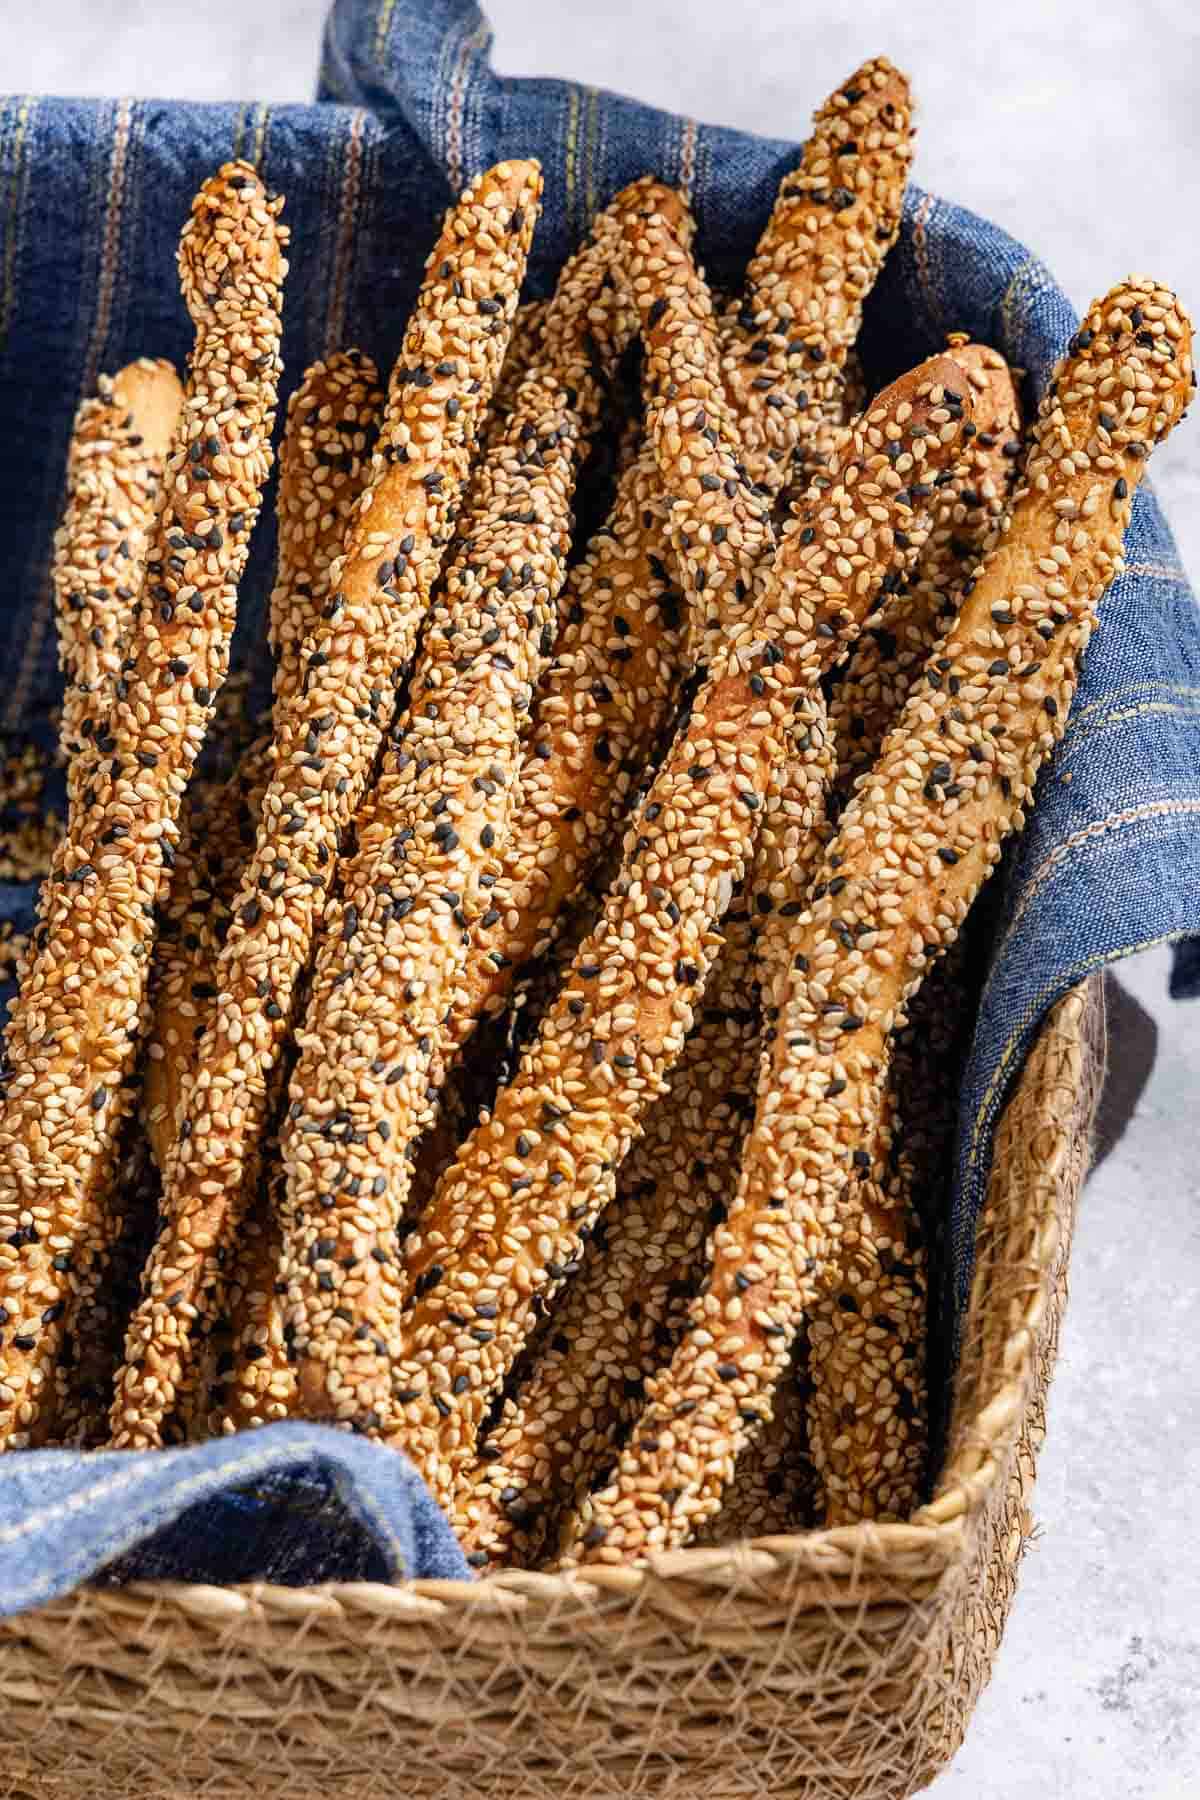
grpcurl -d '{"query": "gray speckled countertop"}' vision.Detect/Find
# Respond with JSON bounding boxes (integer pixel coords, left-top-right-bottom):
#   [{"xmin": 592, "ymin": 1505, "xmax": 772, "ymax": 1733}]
[{"xmin": 15, "ymin": 2, "xmax": 1200, "ymax": 1792}]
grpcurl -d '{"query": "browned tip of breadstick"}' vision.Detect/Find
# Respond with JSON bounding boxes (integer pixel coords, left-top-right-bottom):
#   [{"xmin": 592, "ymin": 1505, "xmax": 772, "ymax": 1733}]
[
  {"xmin": 177, "ymin": 160, "xmax": 288, "ymax": 316},
  {"xmin": 827, "ymin": 55, "xmax": 912, "ymax": 126},
  {"xmin": 108, "ymin": 358, "xmax": 185, "ymax": 463},
  {"xmin": 425, "ymin": 159, "xmax": 542, "ymax": 276},
  {"xmin": 942, "ymin": 341, "xmax": 1020, "ymax": 431},
  {"xmin": 742, "ymin": 56, "xmax": 912, "ymax": 320},
  {"xmin": 1070, "ymin": 277, "xmax": 1193, "ymax": 445},
  {"xmin": 725, "ymin": 57, "xmax": 912, "ymax": 505},
  {"xmin": 828, "ymin": 343, "xmax": 1021, "ymax": 795},
  {"xmin": 606, "ymin": 174, "xmax": 696, "ymax": 250},
  {"xmin": 762, "ymin": 350, "xmax": 975, "ymax": 674}
]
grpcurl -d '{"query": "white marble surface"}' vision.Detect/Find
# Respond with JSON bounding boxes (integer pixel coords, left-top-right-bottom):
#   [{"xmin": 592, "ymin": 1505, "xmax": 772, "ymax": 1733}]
[{"xmin": 5, "ymin": 3, "xmax": 1198, "ymax": 1795}]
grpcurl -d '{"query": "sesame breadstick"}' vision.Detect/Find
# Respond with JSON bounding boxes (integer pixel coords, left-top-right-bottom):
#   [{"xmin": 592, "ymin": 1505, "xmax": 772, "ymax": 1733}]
[
  {"xmin": 0, "ymin": 162, "xmax": 287, "ymax": 1450},
  {"xmin": 829, "ymin": 343, "xmax": 1022, "ymax": 798},
  {"xmin": 206, "ymin": 1180, "xmax": 292, "ymax": 1436},
  {"xmin": 694, "ymin": 944, "xmax": 961, "ymax": 1546},
  {"xmin": 186, "ymin": 1067, "xmax": 296, "ymax": 1440},
  {"xmin": 432, "ymin": 445, "xmax": 687, "ymax": 1052},
  {"xmin": 798, "ymin": 940, "xmax": 971, "ymax": 1527},
  {"xmin": 693, "ymin": 1336, "xmax": 817, "ymax": 1544},
  {"xmin": 574, "ymin": 277, "xmax": 1193, "ymax": 1561},
  {"xmin": 277, "ymin": 180, "xmax": 686, "ymax": 1432},
  {"xmin": 108, "ymin": 160, "xmax": 543, "ymax": 1451},
  {"xmin": 436, "ymin": 61, "xmax": 912, "ymax": 1082},
  {"xmin": 8, "ymin": 359, "xmax": 183, "ymax": 1060},
  {"xmin": 143, "ymin": 353, "xmax": 385, "ymax": 1174},
  {"xmin": 720, "ymin": 57, "xmax": 912, "ymax": 506},
  {"xmin": 385, "ymin": 353, "xmax": 970, "ymax": 1518},
  {"xmin": 268, "ymin": 351, "xmax": 387, "ymax": 732},
  {"xmin": 621, "ymin": 209, "xmax": 778, "ymax": 659},
  {"xmin": 141, "ymin": 726, "xmax": 275, "ymax": 1174},
  {"xmin": 481, "ymin": 299, "xmax": 548, "ymax": 450},
  {"xmin": 461, "ymin": 701, "xmax": 834, "ymax": 1568},
  {"xmin": 53, "ymin": 359, "xmax": 184, "ymax": 807}
]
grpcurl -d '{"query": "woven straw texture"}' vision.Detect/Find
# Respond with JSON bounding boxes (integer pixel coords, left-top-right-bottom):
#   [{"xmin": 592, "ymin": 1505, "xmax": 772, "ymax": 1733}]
[{"xmin": 0, "ymin": 977, "xmax": 1104, "ymax": 1800}]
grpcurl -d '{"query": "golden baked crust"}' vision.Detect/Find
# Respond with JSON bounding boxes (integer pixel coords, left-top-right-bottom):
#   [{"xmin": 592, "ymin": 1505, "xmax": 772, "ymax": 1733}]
[
  {"xmin": 142, "ymin": 352, "xmax": 385, "ymax": 1176},
  {"xmin": 385, "ymin": 350, "xmax": 969, "ymax": 1523},
  {"xmin": 829, "ymin": 342, "xmax": 1023, "ymax": 798},
  {"xmin": 428, "ymin": 59, "xmax": 914, "ymax": 1113},
  {"xmin": 573, "ymin": 278, "xmax": 1192, "ymax": 1562},
  {"xmin": 720, "ymin": 57, "xmax": 913, "ymax": 501},
  {"xmin": 53, "ymin": 359, "xmax": 183, "ymax": 804},
  {"xmin": 276, "ymin": 179, "xmax": 688, "ymax": 1432},
  {"xmin": 0, "ymin": 163, "xmax": 287, "ymax": 1449},
  {"xmin": 109, "ymin": 159, "xmax": 542, "ymax": 1450}
]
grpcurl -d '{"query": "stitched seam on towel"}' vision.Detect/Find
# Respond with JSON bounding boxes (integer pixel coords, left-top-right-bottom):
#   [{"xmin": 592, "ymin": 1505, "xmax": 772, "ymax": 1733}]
[
  {"xmin": 1069, "ymin": 679, "xmax": 1200, "ymax": 730},
  {"xmin": 325, "ymin": 108, "xmax": 368, "ymax": 356},
  {"xmin": 1058, "ymin": 695, "xmax": 1200, "ymax": 758},
  {"xmin": 677, "ymin": 115, "xmax": 699, "ymax": 207},
  {"xmin": 0, "ymin": 96, "xmax": 36, "ymax": 359},
  {"xmin": 583, "ymin": 85, "xmax": 601, "ymax": 224},
  {"xmin": 1121, "ymin": 561, "xmax": 1189, "ymax": 584},
  {"xmin": 1002, "ymin": 797, "xmax": 1200, "ymax": 948},
  {"xmin": 564, "ymin": 83, "xmax": 582, "ymax": 243},
  {"xmin": 250, "ymin": 103, "xmax": 272, "ymax": 170},
  {"xmin": 911, "ymin": 191, "xmax": 943, "ymax": 339},
  {"xmin": 373, "ymin": 0, "xmax": 398, "ymax": 67}
]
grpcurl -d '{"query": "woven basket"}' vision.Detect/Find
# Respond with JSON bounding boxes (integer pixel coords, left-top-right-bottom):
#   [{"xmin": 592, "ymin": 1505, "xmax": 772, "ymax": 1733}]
[{"xmin": 0, "ymin": 975, "xmax": 1105, "ymax": 1799}]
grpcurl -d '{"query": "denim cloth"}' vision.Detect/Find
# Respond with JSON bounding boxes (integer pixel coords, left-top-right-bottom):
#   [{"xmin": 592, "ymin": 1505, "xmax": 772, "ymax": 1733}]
[{"xmin": 0, "ymin": 0, "xmax": 1196, "ymax": 1613}]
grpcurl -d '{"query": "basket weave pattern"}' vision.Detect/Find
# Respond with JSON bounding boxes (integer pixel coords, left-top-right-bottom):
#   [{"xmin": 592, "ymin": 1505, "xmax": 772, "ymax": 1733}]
[{"xmin": 0, "ymin": 980, "xmax": 1104, "ymax": 1800}]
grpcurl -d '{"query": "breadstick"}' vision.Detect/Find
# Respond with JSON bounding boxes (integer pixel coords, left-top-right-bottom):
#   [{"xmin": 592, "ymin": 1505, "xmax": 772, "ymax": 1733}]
[
  {"xmin": 829, "ymin": 343, "xmax": 1022, "ymax": 797},
  {"xmin": 623, "ymin": 209, "xmax": 778, "ymax": 651},
  {"xmin": 385, "ymin": 350, "xmax": 970, "ymax": 1518},
  {"xmin": 186, "ymin": 1066, "xmax": 296, "ymax": 1440},
  {"xmin": 551, "ymin": 344, "xmax": 1007, "ymax": 1516},
  {"xmin": 720, "ymin": 57, "xmax": 912, "ymax": 504},
  {"xmin": 108, "ymin": 160, "xmax": 543, "ymax": 1450},
  {"xmin": 460, "ymin": 201, "xmax": 912, "ymax": 1556},
  {"xmin": 573, "ymin": 276, "xmax": 1193, "ymax": 1561},
  {"xmin": 8, "ymin": 358, "xmax": 183, "ymax": 1049},
  {"xmin": 461, "ymin": 700, "xmax": 834, "ymax": 1567},
  {"xmin": 277, "ymin": 180, "xmax": 686, "ymax": 1432},
  {"xmin": 268, "ymin": 352, "xmax": 387, "ymax": 732},
  {"xmin": 795, "ymin": 936, "xmax": 970, "ymax": 1523},
  {"xmin": 434, "ymin": 445, "xmax": 686, "ymax": 1053},
  {"xmin": 435, "ymin": 59, "xmax": 912, "ymax": 1088},
  {"xmin": 53, "ymin": 359, "xmax": 184, "ymax": 808},
  {"xmin": 481, "ymin": 299, "xmax": 547, "ymax": 450},
  {"xmin": 0, "ymin": 162, "xmax": 287, "ymax": 1449},
  {"xmin": 692, "ymin": 1336, "xmax": 817, "ymax": 1544},
  {"xmin": 203, "ymin": 1180, "xmax": 292, "ymax": 1436},
  {"xmin": 143, "ymin": 353, "xmax": 385, "ymax": 1174},
  {"xmin": 141, "ymin": 726, "xmax": 275, "ymax": 1174}
]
